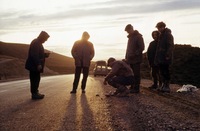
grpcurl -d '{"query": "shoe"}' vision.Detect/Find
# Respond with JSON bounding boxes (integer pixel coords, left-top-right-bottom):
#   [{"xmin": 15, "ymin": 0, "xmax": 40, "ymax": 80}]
[
  {"xmin": 82, "ymin": 90, "xmax": 85, "ymax": 93},
  {"xmin": 157, "ymin": 84, "xmax": 163, "ymax": 92},
  {"xmin": 161, "ymin": 83, "xmax": 170, "ymax": 93},
  {"xmin": 129, "ymin": 85, "xmax": 140, "ymax": 93},
  {"xmin": 130, "ymin": 89, "xmax": 140, "ymax": 93},
  {"xmin": 149, "ymin": 84, "xmax": 158, "ymax": 90},
  {"xmin": 130, "ymin": 87, "xmax": 140, "ymax": 93},
  {"xmin": 32, "ymin": 93, "xmax": 45, "ymax": 100},
  {"xmin": 70, "ymin": 90, "xmax": 76, "ymax": 94},
  {"xmin": 118, "ymin": 88, "xmax": 129, "ymax": 97}
]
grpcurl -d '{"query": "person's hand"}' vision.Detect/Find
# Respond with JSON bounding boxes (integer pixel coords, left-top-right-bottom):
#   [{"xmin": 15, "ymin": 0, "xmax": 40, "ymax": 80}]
[
  {"xmin": 45, "ymin": 52, "xmax": 50, "ymax": 58},
  {"xmin": 37, "ymin": 65, "xmax": 42, "ymax": 72},
  {"xmin": 103, "ymin": 80, "xmax": 107, "ymax": 85}
]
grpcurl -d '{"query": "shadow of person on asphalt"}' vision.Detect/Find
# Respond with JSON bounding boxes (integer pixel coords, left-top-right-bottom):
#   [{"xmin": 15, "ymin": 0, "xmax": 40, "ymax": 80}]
[
  {"xmin": 80, "ymin": 94, "xmax": 98, "ymax": 130},
  {"xmin": 61, "ymin": 95, "xmax": 77, "ymax": 131}
]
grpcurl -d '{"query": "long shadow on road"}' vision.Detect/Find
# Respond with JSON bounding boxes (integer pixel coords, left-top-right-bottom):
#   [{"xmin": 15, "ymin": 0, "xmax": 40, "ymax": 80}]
[{"xmin": 61, "ymin": 93, "xmax": 100, "ymax": 131}]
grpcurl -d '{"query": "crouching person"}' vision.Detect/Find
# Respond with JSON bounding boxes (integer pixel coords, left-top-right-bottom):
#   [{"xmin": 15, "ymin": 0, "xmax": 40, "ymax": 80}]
[{"xmin": 103, "ymin": 57, "xmax": 134, "ymax": 97}]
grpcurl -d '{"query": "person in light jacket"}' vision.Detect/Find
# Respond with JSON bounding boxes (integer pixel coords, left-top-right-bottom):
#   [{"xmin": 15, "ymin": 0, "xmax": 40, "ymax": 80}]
[
  {"xmin": 25, "ymin": 31, "xmax": 50, "ymax": 100},
  {"xmin": 70, "ymin": 31, "xmax": 95, "ymax": 94}
]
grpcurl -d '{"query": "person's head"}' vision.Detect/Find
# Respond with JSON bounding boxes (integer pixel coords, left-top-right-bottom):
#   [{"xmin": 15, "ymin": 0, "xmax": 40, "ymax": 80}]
[
  {"xmin": 125, "ymin": 24, "xmax": 134, "ymax": 34},
  {"xmin": 37, "ymin": 31, "xmax": 50, "ymax": 44},
  {"xmin": 107, "ymin": 57, "xmax": 116, "ymax": 67},
  {"xmin": 82, "ymin": 31, "xmax": 90, "ymax": 41},
  {"xmin": 156, "ymin": 21, "xmax": 166, "ymax": 33},
  {"xmin": 152, "ymin": 30, "xmax": 160, "ymax": 40}
]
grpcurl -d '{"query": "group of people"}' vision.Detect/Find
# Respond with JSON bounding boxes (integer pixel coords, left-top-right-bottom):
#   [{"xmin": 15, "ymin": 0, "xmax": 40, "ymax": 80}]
[
  {"xmin": 104, "ymin": 21, "xmax": 174, "ymax": 97},
  {"xmin": 104, "ymin": 22, "xmax": 174, "ymax": 96},
  {"xmin": 25, "ymin": 21, "xmax": 174, "ymax": 100}
]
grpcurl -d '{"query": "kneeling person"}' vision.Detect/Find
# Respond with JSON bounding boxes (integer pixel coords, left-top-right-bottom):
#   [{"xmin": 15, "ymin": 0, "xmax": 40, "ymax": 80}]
[{"xmin": 103, "ymin": 57, "xmax": 134, "ymax": 97}]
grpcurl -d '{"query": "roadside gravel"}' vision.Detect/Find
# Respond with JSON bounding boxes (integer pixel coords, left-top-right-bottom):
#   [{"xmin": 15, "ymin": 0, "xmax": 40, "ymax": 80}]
[{"xmin": 102, "ymin": 79, "xmax": 200, "ymax": 131}]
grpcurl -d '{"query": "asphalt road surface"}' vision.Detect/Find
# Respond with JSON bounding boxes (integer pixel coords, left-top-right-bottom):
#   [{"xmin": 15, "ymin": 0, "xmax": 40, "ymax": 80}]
[
  {"xmin": 0, "ymin": 75, "xmax": 118, "ymax": 131},
  {"xmin": 1, "ymin": 75, "xmax": 200, "ymax": 131}
]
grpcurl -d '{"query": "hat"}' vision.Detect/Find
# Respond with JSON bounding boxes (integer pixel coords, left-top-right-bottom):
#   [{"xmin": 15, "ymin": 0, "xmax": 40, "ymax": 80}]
[
  {"xmin": 125, "ymin": 24, "xmax": 133, "ymax": 31},
  {"xmin": 107, "ymin": 57, "xmax": 115, "ymax": 66}
]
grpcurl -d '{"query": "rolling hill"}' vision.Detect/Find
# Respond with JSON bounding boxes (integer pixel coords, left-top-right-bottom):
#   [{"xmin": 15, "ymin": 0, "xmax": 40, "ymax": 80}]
[
  {"xmin": 1, "ymin": 41, "xmax": 200, "ymax": 87},
  {"xmin": 0, "ymin": 41, "xmax": 95, "ymax": 80}
]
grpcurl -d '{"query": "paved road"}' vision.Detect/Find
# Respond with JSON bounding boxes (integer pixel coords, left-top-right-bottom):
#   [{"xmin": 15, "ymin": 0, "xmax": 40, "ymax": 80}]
[
  {"xmin": 2, "ymin": 75, "xmax": 200, "ymax": 131},
  {"xmin": 0, "ymin": 75, "xmax": 116, "ymax": 131}
]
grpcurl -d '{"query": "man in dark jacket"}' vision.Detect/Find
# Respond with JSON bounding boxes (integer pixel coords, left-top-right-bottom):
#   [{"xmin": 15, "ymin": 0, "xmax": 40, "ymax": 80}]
[
  {"xmin": 104, "ymin": 57, "xmax": 134, "ymax": 97},
  {"xmin": 125, "ymin": 24, "xmax": 145, "ymax": 93},
  {"xmin": 70, "ymin": 31, "xmax": 95, "ymax": 94},
  {"xmin": 25, "ymin": 31, "xmax": 50, "ymax": 100},
  {"xmin": 147, "ymin": 31, "xmax": 161, "ymax": 89},
  {"xmin": 155, "ymin": 22, "xmax": 174, "ymax": 93}
]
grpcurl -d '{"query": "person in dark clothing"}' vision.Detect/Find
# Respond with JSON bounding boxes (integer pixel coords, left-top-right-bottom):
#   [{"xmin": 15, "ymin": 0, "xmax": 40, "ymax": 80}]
[
  {"xmin": 147, "ymin": 31, "xmax": 161, "ymax": 89},
  {"xmin": 70, "ymin": 31, "xmax": 95, "ymax": 94},
  {"xmin": 155, "ymin": 22, "xmax": 174, "ymax": 93},
  {"xmin": 104, "ymin": 57, "xmax": 134, "ymax": 97},
  {"xmin": 25, "ymin": 31, "xmax": 50, "ymax": 100},
  {"xmin": 125, "ymin": 24, "xmax": 145, "ymax": 93}
]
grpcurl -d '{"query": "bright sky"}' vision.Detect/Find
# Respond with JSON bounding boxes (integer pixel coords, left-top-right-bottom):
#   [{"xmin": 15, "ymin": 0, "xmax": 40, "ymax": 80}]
[{"xmin": 0, "ymin": 0, "xmax": 200, "ymax": 61}]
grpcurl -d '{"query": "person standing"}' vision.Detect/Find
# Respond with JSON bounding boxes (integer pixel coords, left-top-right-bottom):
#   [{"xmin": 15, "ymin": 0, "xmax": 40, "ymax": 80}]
[
  {"xmin": 70, "ymin": 31, "xmax": 95, "ymax": 94},
  {"xmin": 155, "ymin": 22, "xmax": 174, "ymax": 93},
  {"xmin": 103, "ymin": 57, "xmax": 134, "ymax": 97},
  {"xmin": 147, "ymin": 31, "xmax": 161, "ymax": 90},
  {"xmin": 25, "ymin": 31, "xmax": 50, "ymax": 100},
  {"xmin": 125, "ymin": 24, "xmax": 145, "ymax": 93}
]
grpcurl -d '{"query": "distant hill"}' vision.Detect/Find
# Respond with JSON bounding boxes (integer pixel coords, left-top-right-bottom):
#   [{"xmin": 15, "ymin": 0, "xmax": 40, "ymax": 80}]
[
  {"xmin": 1, "ymin": 41, "xmax": 200, "ymax": 87},
  {"xmin": 0, "ymin": 41, "xmax": 94, "ymax": 80},
  {"xmin": 142, "ymin": 44, "xmax": 200, "ymax": 87}
]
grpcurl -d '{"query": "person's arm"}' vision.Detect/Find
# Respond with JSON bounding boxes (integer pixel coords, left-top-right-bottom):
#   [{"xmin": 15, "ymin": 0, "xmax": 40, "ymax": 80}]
[
  {"xmin": 137, "ymin": 36, "xmax": 145, "ymax": 54},
  {"xmin": 71, "ymin": 42, "xmax": 78, "ymax": 59},
  {"xmin": 90, "ymin": 43, "xmax": 95, "ymax": 60},
  {"xmin": 166, "ymin": 33, "xmax": 174, "ymax": 60},
  {"xmin": 30, "ymin": 43, "xmax": 41, "ymax": 66},
  {"xmin": 104, "ymin": 63, "xmax": 119, "ymax": 83}
]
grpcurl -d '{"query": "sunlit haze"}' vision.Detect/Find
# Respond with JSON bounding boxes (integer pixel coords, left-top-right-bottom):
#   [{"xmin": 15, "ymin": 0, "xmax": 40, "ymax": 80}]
[{"xmin": 0, "ymin": 0, "xmax": 200, "ymax": 61}]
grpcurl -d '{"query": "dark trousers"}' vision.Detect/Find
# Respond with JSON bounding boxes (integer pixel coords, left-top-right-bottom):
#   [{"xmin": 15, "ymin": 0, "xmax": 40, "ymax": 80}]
[
  {"xmin": 107, "ymin": 76, "xmax": 134, "ymax": 88},
  {"xmin": 151, "ymin": 65, "xmax": 161, "ymax": 85},
  {"xmin": 130, "ymin": 63, "xmax": 141, "ymax": 89},
  {"xmin": 159, "ymin": 64, "xmax": 170, "ymax": 83},
  {"xmin": 72, "ymin": 66, "xmax": 89, "ymax": 91},
  {"xmin": 29, "ymin": 71, "xmax": 41, "ymax": 95}
]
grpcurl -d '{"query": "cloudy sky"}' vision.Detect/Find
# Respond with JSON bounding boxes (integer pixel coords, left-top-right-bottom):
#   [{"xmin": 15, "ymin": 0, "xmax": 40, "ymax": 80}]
[{"xmin": 0, "ymin": 0, "xmax": 200, "ymax": 61}]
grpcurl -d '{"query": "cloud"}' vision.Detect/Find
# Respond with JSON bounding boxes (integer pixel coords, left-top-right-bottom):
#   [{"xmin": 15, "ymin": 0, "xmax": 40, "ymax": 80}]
[{"xmin": 0, "ymin": 0, "xmax": 200, "ymax": 35}]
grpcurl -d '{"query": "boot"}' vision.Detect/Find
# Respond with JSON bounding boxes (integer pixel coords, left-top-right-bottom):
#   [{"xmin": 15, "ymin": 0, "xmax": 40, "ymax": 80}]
[
  {"xmin": 161, "ymin": 82, "xmax": 170, "ymax": 93},
  {"xmin": 157, "ymin": 83, "xmax": 163, "ymax": 92},
  {"xmin": 70, "ymin": 87, "xmax": 77, "ymax": 94},
  {"xmin": 32, "ymin": 93, "xmax": 45, "ymax": 100},
  {"xmin": 130, "ymin": 85, "xmax": 140, "ymax": 93}
]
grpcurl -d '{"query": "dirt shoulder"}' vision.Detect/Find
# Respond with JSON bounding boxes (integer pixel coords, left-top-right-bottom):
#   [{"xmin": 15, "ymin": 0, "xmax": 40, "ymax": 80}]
[{"xmin": 103, "ymin": 79, "xmax": 200, "ymax": 131}]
